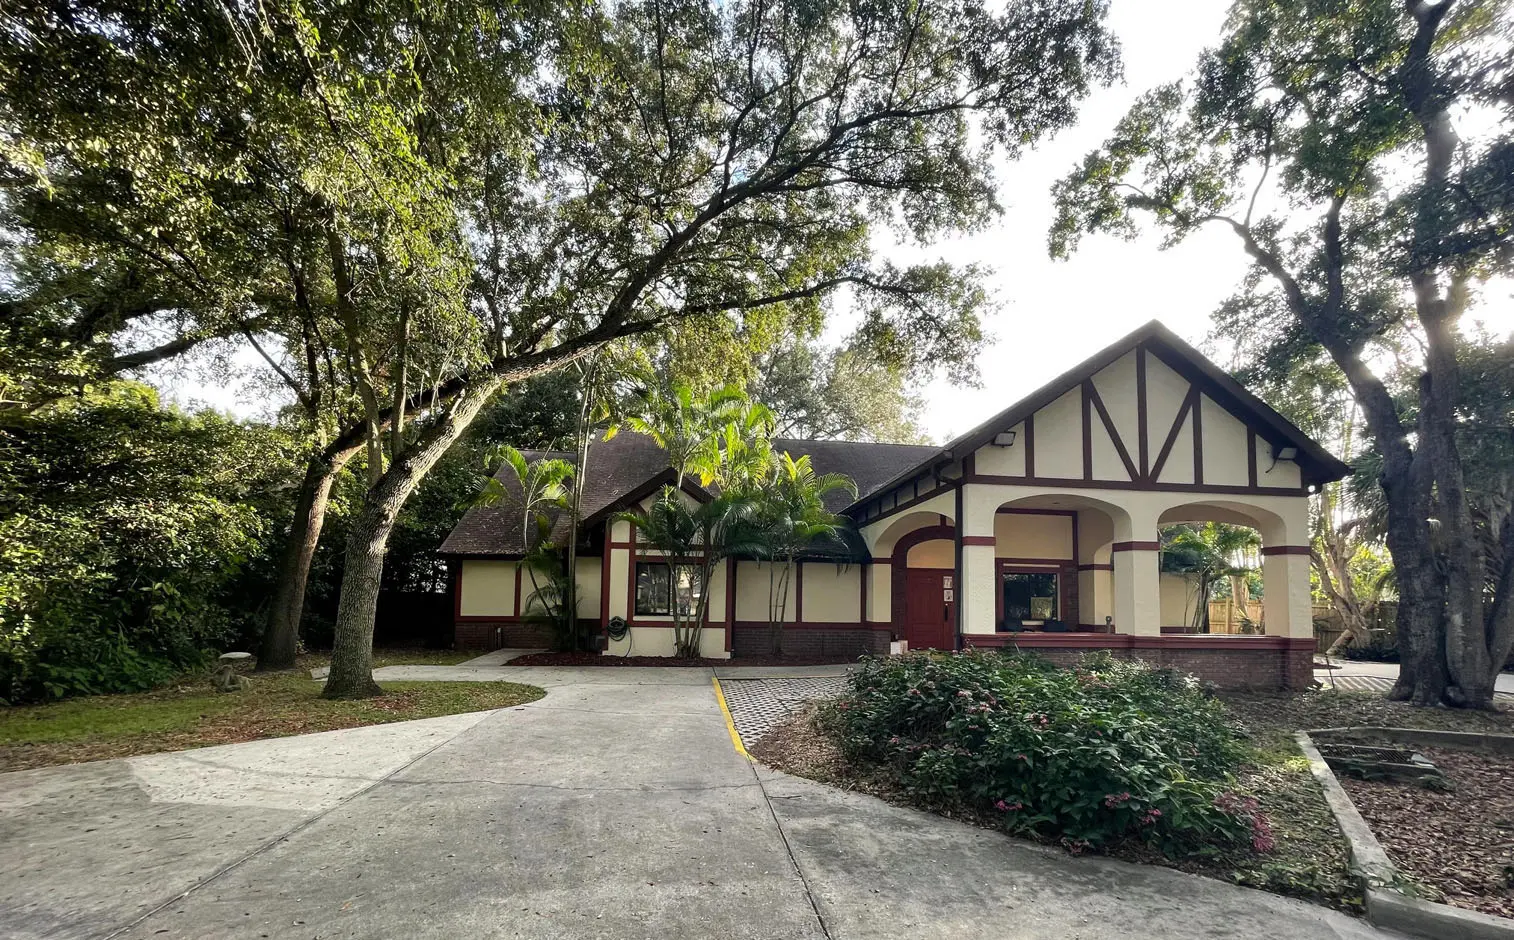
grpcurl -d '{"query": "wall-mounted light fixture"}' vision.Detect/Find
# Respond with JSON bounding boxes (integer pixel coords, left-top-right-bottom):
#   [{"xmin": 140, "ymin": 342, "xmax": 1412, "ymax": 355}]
[
  {"xmin": 992, "ymin": 430, "xmax": 1017, "ymax": 447},
  {"xmin": 1265, "ymin": 443, "xmax": 1299, "ymax": 475}
]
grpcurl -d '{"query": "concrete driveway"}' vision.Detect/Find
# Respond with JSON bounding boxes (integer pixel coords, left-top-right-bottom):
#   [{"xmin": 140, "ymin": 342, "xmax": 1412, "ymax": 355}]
[{"xmin": 1, "ymin": 667, "xmax": 1398, "ymax": 939}]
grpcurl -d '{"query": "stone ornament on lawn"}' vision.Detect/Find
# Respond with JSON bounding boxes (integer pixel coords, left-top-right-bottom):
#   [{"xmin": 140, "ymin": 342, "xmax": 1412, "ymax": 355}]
[{"xmin": 213, "ymin": 651, "xmax": 253, "ymax": 692}]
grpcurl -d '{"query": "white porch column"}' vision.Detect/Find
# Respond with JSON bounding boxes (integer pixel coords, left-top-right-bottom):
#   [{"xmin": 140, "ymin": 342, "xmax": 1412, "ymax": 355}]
[
  {"xmin": 1112, "ymin": 543, "xmax": 1161, "ymax": 636},
  {"xmin": 958, "ymin": 483, "xmax": 997, "ymax": 636},
  {"xmin": 1262, "ymin": 548, "xmax": 1313, "ymax": 638}
]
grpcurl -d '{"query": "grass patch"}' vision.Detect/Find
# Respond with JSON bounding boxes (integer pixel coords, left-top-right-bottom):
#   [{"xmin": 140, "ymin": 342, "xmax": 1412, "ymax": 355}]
[
  {"xmin": 294, "ymin": 646, "xmax": 476, "ymax": 671},
  {"xmin": 0, "ymin": 670, "xmax": 542, "ymax": 772}
]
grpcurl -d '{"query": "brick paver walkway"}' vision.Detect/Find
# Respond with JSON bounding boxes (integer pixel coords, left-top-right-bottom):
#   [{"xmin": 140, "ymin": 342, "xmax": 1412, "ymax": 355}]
[{"xmin": 719, "ymin": 677, "xmax": 848, "ymax": 747}]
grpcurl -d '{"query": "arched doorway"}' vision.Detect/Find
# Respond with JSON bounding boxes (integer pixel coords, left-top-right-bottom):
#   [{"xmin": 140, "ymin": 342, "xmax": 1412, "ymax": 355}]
[{"xmin": 891, "ymin": 524, "xmax": 956, "ymax": 650}]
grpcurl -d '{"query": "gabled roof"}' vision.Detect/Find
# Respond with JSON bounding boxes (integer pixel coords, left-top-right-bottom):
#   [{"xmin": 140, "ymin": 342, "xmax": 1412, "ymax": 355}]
[
  {"xmin": 848, "ymin": 320, "xmax": 1352, "ymax": 504},
  {"xmin": 438, "ymin": 431, "xmax": 938, "ymax": 557}
]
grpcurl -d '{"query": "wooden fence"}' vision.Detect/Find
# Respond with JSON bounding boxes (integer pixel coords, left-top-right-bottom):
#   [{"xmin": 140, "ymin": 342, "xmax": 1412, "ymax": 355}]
[
  {"xmin": 1204, "ymin": 599, "xmax": 1265, "ymax": 634},
  {"xmin": 1312, "ymin": 603, "xmax": 1399, "ymax": 653}
]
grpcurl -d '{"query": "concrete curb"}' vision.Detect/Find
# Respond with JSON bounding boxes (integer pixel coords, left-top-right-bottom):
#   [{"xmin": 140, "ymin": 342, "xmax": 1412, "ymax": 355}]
[
  {"xmin": 1297, "ymin": 731, "xmax": 1514, "ymax": 940},
  {"xmin": 1308, "ymin": 726, "xmax": 1514, "ymax": 757}
]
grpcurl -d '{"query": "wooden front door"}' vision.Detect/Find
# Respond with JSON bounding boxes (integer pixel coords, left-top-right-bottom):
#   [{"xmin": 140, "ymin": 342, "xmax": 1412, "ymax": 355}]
[{"xmin": 904, "ymin": 569, "xmax": 956, "ymax": 650}]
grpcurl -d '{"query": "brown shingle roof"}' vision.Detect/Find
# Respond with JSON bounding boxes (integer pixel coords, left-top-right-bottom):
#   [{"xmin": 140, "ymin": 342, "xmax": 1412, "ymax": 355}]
[{"xmin": 438, "ymin": 432, "xmax": 940, "ymax": 557}]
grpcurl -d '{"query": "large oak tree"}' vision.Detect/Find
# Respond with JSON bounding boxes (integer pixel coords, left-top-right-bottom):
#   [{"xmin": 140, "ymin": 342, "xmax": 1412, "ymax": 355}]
[
  {"xmin": 3, "ymin": 0, "xmax": 1119, "ymax": 697},
  {"xmin": 1050, "ymin": 0, "xmax": 1514, "ymax": 706}
]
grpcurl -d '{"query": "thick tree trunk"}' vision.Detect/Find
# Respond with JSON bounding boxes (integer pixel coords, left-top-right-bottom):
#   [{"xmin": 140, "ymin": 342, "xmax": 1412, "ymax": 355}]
[
  {"xmin": 1312, "ymin": 540, "xmax": 1371, "ymax": 657},
  {"xmin": 323, "ymin": 379, "xmax": 504, "ymax": 699},
  {"xmin": 1381, "ymin": 453, "xmax": 1448, "ymax": 704},
  {"xmin": 257, "ymin": 447, "xmax": 357, "ymax": 671}
]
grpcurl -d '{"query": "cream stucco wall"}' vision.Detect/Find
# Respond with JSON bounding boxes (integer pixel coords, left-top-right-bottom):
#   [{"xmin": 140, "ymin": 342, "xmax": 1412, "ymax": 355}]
[
  {"xmin": 1032, "ymin": 388, "xmax": 1083, "ymax": 479},
  {"xmin": 860, "ymin": 495, "xmax": 956, "ymax": 556},
  {"xmin": 1159, "ymin": 572, "xmax": 1197, "ymax": 628},
  {"xmin": 575, "ymin": 557, "xmax": 602, "ymax": 618},
  {"xmin": 459, "ymin": 560, "xmax": 517, "ymax": 617},
  {"xmin": 1199, "ymin": 395, "xmax": 1250, "ymax": 486},
  {"xmin": 994, "ymin": 513, "xmax": 1073, "ymax": 559},
  {"xmin": 800, "ymin": 563, "xmax": 861, "ymax": 622},
  {"xmin": 1091, "ymin": 351, "xmax": 1139, "ymax": 450},
  {"xmin": 973, "ymin": 422, "xmax": 1025, "ymax": 475},
  {"xmin": 606, "ymin": 626, "xmax": 729, "ymax": 658},
  {"xmin": 734, "ymin": 560, "xmax": 795, "ymax": 622}
]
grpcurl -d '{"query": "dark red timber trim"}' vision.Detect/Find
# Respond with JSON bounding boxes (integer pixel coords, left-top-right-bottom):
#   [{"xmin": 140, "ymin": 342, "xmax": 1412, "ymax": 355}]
[
  {"xmin": 625, "ymin": 522, "xmax": 637, "ymax": 623},
  {"xmin": 859, "ymin": 562, "xmax": 868, "ymax": 622},
  {"xmin": 960, "ymin": 473, "xmax": 1305, "ymax": 497},
  {"xmin": 795, "ymin": 561, "xmax": 805, "ymax": 622},
  {"xmin": 963, "ymin": 634, "xmax": 1316, "ymax": 652},
  {"xmin": 1079, "ymin": 563, "xmax": 1115, "ymax": 571},
  {"xmin": 1024, "ymin": 413, "xmax": 1036, "ymax": 478},
  {"xmin": 1260, "ymin": 545, "xmax": 1311, "ymax": 556},
  {"xmin": 1086, "ymin": 381, "xmax": 1138, "ymax": 481},
  {"xmin": 1111, "ymin": 540, "xmax": 1160, "ymax": 552},
  {"xmin": 995, "ymin": 558, "xmax": 1078, "ymax": 623},
  {"xmin": 857, "ymin": 479, "xmax": 961, "ymax": 526},
  {"xmin": 513, "ymin": 563, "xmax": 523, "ymax": 616},
  {"xmin": 997, "ymin": 507, "xmax": 1078, "ymax": 516},
  {"xmin": 961, "ymin": 535, "xmax": 996, "ymax": 547},
  {"xmin": 451, "ymin": 560, "xmax": 462, "ymax": 620},
  {"xmin": 1081, "ymin": 380, "xmax": 1094, "ymax": 480},
  {"xmin": 1149, "ymin": 385, "xmax": 1198, "ymax": 483},
  {"xmin": 1247, "ymin": 428, "xmax": 1258, "ymax": 488},
  {"xmin": 954, "ymin": 486, "xmax": 966, "ymax": 646},
  {"xmin": 1136, "ymin": 345, "xmax": 1149, "ymax": 479},
  {"xmin": 1192, "ymin": 390, "xmax": 1205, "ymax": 484},
  {"xmin": 600, "ymin": 528, "xmax": 612, "ymax": 635},
  {"xmin": 725, "ymin": 556, "xmax": 736, "ymax": 651}
]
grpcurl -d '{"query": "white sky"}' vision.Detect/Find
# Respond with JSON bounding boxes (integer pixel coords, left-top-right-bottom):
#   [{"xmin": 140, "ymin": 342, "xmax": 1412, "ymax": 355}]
[{"xmin": 155, "ymin": 0, "xmax": 1513, "ymax": 437}]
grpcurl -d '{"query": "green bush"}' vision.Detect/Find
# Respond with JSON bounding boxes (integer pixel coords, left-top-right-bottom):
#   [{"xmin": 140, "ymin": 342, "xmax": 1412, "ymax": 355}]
[
  {"xmin": 0, "ymin": 387, "xmax": 293, "ymax": 703},
  {"xmin": 823, "ymin": 650, "xmax": 1271, "ymax": 854}
]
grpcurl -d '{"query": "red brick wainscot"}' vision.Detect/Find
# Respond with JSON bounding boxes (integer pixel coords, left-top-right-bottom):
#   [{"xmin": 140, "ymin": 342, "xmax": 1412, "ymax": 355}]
[
  {"xmin": 729, "ymin": 622, "xmax": 892, "ymax": 659},
  {"xmin": 455, "ymin": 619, "xmax": 566, "ymax": 651},
  {"xmin": 961, "ymin": 634, "xmax": 1316, "ymax": 690}
]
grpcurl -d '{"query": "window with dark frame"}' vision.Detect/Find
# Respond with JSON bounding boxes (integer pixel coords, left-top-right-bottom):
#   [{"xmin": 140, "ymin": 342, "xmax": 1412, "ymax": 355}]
[
  {"xmin": 1001, "ymin": 570, "xmax": 1059, "ymax": 622},
  {"xmin": 634, "ymin": 561, "xmax": 703, "ymax": 617}
]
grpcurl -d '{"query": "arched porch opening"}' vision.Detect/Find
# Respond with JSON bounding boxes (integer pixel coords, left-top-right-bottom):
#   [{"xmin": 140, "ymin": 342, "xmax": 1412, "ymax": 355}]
[{"xmin": 1158, "ymin": 501, "xmax": 1306, "ymax": 639}]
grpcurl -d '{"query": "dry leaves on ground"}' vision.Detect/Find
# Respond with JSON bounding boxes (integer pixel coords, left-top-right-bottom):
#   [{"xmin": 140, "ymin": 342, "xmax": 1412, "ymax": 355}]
[{"xmin": 1342, "ymin": 747, "xmax": 1514, "ymax": 920}]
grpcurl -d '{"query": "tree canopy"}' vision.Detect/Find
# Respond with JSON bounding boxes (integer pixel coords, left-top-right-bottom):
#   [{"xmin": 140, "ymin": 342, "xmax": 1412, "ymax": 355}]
[{"xmin": 1050, "ymin": 0, "xmax": 1514, "ymax": 707}]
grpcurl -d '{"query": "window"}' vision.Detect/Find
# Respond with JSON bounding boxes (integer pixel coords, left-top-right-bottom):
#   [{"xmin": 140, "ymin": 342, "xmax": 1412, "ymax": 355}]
[
  {"xmin": 1002, "ymin": 571, "xmax": 1058, "ymax": 622},
  {"xmin": 634, "ymin": 562, "xmax": 703, "ymax": 617}
]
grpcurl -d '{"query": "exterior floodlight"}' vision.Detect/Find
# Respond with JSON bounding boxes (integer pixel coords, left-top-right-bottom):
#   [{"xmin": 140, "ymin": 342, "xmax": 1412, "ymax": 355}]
[
  {"xmin": 1275, "ymin": 445, "xmax": 1299, "ymax": 460},
  {"xmin": 993, "ymin": 430, "xmax": 1017, "ymax": 447}
]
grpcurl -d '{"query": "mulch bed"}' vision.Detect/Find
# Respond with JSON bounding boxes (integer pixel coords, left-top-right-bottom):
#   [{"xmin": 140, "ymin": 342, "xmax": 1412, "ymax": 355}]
[
  {"xmin": 1340, "ymin": 746, "xmax": 1514, "ymax": 919},
  {"xmin": 508, "ymin": 651, "xmax": 858, "ymax": 667}
]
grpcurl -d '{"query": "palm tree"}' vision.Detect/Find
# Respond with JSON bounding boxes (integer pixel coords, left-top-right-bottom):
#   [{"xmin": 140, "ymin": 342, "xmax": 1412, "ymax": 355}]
[
  {"xmin": 616, "ymin": 487, "xmax": 762, "ymax": 658},
  {"xmin": 475, "ymin": 444, "xmax": 577, "ymax": 646},
  {"xmin": 623, "ymin": 381, "xmax": 756, "ymax": 486},
  {"xmin": 749, "ymin": 452, "xmax": 857, "ymax": 655},
  {"xmin": 1160, "ymin": 522, "xmax": 1261, "ymax": 633}
]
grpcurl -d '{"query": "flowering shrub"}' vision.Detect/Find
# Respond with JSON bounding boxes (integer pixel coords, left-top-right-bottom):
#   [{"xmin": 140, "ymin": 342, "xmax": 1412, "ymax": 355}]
[{"xmin": 823, "ymin": 650, "xmax": 1268, "ymax": 853}]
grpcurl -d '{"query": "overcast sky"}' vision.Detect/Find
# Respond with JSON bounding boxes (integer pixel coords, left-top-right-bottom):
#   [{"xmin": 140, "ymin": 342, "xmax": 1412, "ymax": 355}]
[{"xmin": 155, "ymin": 0, "xmax": 1513, "ymax": 441}]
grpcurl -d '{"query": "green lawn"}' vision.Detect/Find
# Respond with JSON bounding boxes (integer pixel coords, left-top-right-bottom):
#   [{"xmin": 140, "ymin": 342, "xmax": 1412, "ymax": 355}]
[
  {"xmin": 296, "ymin": 646, "xmax": 477, "ymax": 671},
  {"xmin": 0, "ymin": 666, "xmax": 542, "ymax": 772}
]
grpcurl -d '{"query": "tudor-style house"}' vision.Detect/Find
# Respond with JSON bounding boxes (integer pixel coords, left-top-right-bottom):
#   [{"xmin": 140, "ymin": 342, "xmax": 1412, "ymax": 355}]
[{"xmin": 440, "ymin": 321, "xmax": 1349, "ymax": 689}]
